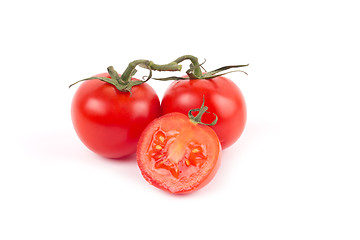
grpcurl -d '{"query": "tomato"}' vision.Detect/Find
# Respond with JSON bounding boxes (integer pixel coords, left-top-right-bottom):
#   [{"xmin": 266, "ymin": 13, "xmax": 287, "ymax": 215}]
[
  {"xmin": 137, "ymin": 112, "xmax": 221, "ymax": 194},
  {"xmin": 161, "ymin": 75, "xmax": 246, "ymax": 149},
  {"xmin": 71, "ymin": 72, "xmax": 161, "ymax": 158}
]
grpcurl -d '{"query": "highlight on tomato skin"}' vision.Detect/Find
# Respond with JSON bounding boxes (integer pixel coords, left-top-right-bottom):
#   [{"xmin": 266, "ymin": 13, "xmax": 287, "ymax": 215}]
[
  {"xmin": 161, "ymin": 75, "xmax": 247, "ymax": 149},
  {"xmin": 136, "ymin": 112, "xmax": 221, "ymax": 194},
  {"xmin": 71, "ymin": 72, "xmax": 161, "ymax": 159}
]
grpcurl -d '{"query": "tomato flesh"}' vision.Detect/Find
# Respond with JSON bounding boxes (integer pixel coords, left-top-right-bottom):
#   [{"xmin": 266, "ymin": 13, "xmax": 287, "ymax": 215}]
[
  {"xmin": 137, "ymin": 112, "xmax": 221, "ymax": 194},
  {"xmin": 149, "ymin": 127, "xmax": 207, "ymax": 179}
]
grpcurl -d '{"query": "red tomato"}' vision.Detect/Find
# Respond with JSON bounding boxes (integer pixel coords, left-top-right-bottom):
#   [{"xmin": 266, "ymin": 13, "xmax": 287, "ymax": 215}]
[
  {"xmin": 71, "ymin": 73, "xmax": 161, "ymax": 158},
  {"xmin": 137, "ymin": 112, "xmax": 221, "ymax": 194},
  {"xmin": 161, "ymin": 76, "xmax": 246, "ymax": 149}
]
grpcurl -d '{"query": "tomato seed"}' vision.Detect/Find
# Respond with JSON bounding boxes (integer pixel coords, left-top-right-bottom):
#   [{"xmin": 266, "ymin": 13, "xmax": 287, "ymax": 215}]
[{"xmin": 192, "ymin": 148, "xmax": 199, "ymax": 153}]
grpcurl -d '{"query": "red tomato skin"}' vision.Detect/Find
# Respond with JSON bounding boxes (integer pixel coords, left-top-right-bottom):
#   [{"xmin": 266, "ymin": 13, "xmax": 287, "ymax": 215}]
[
  {"xmin": 161, "ymin": 76, "xmax": 246, "ymax": 149},
  {"xmin": 137, "ymin": 112, "xmax": 221, "ymax": 194},
  {"xmin": 71, "ymin": 73, "xmax": 161, "ymax": 158}
]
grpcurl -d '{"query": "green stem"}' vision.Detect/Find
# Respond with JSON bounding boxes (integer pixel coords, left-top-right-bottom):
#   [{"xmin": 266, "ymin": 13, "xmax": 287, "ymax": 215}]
[
  {"xmin": 120, "ymin": 60, "xmax": 150, "ymax": 83},
  {"xmin": 120, "ymin": 59, "xmax": 182, "ymax": 83},
  {"xmin": 188, "ymin": 96, "xmax": 218, "ymax": 126},
  {"xmin": 173, "ymin": 55, "xmax": 202, "ymax": 78},
  {"xmin": 150, "ymin": 61, "xmax": 182, "ymax": 71},
  {"xmin": 193, "ymin": 106, "xmax": 208, "ymax": 122},
  {"xmin": 107, "ymin": 66, "xmax": 123, "ymax": 84}
]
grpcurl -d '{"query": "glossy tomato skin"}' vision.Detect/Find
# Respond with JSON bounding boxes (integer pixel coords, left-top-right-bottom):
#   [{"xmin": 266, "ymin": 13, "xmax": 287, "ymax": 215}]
[
  {"xmin": 161, "ymin": 76, "xmax": 246, "ymax": 149},
  {"xmin": 71, "ymin": 73, "xmax": 161, "ymax": 158},
  {"xmin": 137, "ymin": 112, "xmax": 221, "ymax": 194}
]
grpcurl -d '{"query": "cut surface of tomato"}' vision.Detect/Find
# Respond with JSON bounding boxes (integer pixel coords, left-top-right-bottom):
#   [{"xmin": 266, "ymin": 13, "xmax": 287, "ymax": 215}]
[{"xmin": 137, "ymin": 112, "xmax": 221, "ymax": 194}]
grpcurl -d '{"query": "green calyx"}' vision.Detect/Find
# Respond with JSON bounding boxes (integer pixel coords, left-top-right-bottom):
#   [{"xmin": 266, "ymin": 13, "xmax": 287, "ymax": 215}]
[
  {"xmin": 69, "ymin": 59, "xmax": 182, "ymax": 94},
  {"xmin": 188, "ymin": 96, "xmax": 218, "ymax": 126}
]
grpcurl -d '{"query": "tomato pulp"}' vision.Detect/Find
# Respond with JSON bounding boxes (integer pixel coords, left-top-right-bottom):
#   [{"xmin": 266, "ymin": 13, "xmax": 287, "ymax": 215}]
[
  {"xmin": 71, "ymin": 73, "xmax": 161, "ymax": 158},
  {"xmin": 161, "ymin": 76, "xmax": 246, "ymax": 149},
  {"xmin": 137, "ymin": 112, "xmax": 221, "ymax": 194}
]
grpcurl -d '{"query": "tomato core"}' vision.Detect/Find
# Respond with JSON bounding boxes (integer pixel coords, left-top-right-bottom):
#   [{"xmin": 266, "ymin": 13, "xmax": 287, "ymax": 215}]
[{"xmin": 147, "ymin": 127, "xmax": 207, "ymax": 179}]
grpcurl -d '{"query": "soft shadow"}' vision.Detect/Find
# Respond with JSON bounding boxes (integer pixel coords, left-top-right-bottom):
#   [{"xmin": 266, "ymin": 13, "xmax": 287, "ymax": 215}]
[
  {"xmin": 102, "ymin": 153, "xmax": 137, "ymax": 162},
  {"xmin": 20, "ymin": 130, "xmax": 138, "ymax": 165}
]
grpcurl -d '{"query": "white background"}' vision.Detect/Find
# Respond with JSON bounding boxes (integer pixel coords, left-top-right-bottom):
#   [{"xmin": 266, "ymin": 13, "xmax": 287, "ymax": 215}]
[{"xmin": 1, "ymin": 0, "xmax": 359, "ymax": 239}]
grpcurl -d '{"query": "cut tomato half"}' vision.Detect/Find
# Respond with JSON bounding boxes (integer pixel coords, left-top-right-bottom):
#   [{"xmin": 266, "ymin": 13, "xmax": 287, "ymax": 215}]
[{"xmin": 137, "ymin": 112, "xmax": 221, "ymax": 194}]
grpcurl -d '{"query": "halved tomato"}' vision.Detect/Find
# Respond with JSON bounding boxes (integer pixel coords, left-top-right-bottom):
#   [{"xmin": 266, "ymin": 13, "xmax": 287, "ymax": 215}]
[{"xmin": 137, "ymin": 112, "xmax": 221, "ymax": 194}]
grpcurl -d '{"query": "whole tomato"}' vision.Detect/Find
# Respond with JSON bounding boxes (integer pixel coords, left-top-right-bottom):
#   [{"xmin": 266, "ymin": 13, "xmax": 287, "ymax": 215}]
[
  {"xmin": 161, "ymin": 75, "xmax": 246, "ymax": 149},
  {"xmin": 71, "ymin": 72, "xmax": 161, "ymax": 158}
]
